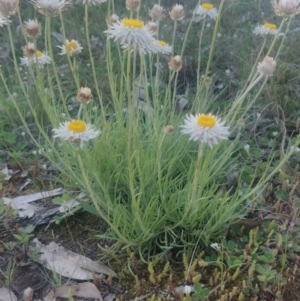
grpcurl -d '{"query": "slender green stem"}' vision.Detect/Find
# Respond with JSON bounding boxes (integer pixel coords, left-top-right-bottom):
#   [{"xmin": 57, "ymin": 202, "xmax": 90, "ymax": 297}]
[
  {"xmin": 275, "ymin": 18, "xmax": 292, "ymax": 61},
  {"xmin": 227, "ymin": 73, "xmax": 264, "ymax": 124},
  {"xmin": 84, "ymin": 4, "xmax": 105, "ymax": 120},
  {"xmin": 187, "ymin": 143, "xmax": 204, "ymax": 215},
  {"xmin": 45, "ymin": 16, "xmax": 69, "ymax": 115},
  {"xmin": 76, "ymin": 149, "xmax": 130, "ymax": 244},
  {"xmin": 195, "ymin": 0, "xmax": 226, "ymax": 100},
  {"xmin": 266, "ymin": 18, "xmax": 287, "ymax": 57},
  {"xmin": 196, "ymin": 17, "xmax": 206, "ymax": 87},
  {"xmin": 59, "ymin": 13, "xmax": 80, "ymax": 89}
]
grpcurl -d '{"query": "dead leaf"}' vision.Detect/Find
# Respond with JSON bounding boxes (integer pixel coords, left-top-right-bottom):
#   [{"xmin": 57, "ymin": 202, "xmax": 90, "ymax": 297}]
[
  {"xmin": 44, "ymin": 282, "xmax": 102, "ymax": 301},
  {"xmin": 3, "ymin": 188, "xmax": 64, "ymax": 218},
  {"xmin": 0, "ymin": 287, "xmax": 17, "ymax": 301},
  {"xmin": 30, "ymin": 239, "xmax": 117, "ymax": 280}
]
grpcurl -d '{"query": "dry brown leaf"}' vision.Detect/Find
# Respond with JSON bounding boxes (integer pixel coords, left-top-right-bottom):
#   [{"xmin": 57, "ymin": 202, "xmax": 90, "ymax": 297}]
[
  {"xmin": 44, "ymin": 282, "xmax": 102, "ymax": 301},
  {"xmin": 30, "ymin": 239, "xmax": 117, "ymax": 280}
]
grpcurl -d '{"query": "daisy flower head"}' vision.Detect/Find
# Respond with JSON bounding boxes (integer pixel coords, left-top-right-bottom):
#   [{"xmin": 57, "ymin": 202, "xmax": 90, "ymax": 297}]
[
  {"xmin": 194, "ymin": 3, "xmax": 218, "ymax": 20},
  {"xmin": 257, "ymin": 56, "xmax": 276, "ymax": 77},
  {"xmin": 149, "ymin": 4, "xmax": 164, "ymax": 21},
  {"xmin": 253, "ymin": 22, "xmax": 279, "ymax": 36},
  {"xmin": 52, "ymin": 120, "xmax": 100, "ymax": 148},
  {"xmin": 58, "ymin": 39, "xmax": 83, "ymax": 56},
  {"xmin": 23, "ymin": 19, "xmax": 42, "ymax": 39},
  {"xmin": 180, "ymin": 113, "xmax": 229, "ymax": 147},
  {"xmin": 152, "ymin": 40, "xmax": 172, "ymax": 55},
  {"xmin": 30, "ymin": 0, "xmax": 72, "ymax": 17},
  {"xmin": 104, "ymin": 18, "xmax": 155, "ymax": 52},
  {"xmin": 169, "ymin": 4, "xmax": 185, "ymax": 21},
  {"xmin": 272, "ymin": 0, "xmax": 300, "ymax": 17},
  {"xmin": 77, "ymin": 0, "xmax": 107, "ymax": 5},
  {"xmin": 20, "ymin": 48, "xmax": 51, "ymax": 68},
  {"xmin": 0, "ymin": 0, "xmax": 19, "ymax": 16}
]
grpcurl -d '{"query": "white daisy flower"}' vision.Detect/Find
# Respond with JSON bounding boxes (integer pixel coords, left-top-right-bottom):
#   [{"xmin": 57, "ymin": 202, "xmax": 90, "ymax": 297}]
[
  {"xmin": 104, "ymin": 18, "xmax": 155, "ymax": 52},
  {"xmin": 58, "ymin": 39, "xmax": 83, "ymax": 56},
  {"xmin": 194, "ymin": 3, "xmax": 218, "ymax": 20},
  {"xmin": 253, "ymin": 22, "xmax": 280, "ymax": 36},
  {"xmin": 20, "ymin": 50, "xmax": 51, "ymax": 68},
  {"xmin": 151, "ymin": 40, "xmax": 172, "ymax": 55},
  {"xmin": 30, "ymin": 0, "xmax": 72, "ymax": 17},
  {"xmin": 77, "ymin": 0, "xmax": 107, "ymax": 5},
  {"xmin": 180, "ymin": 113, "xmax": 229, "ymax": 147},
  {"xmin": 52, "ymin": 120, "xmax": 100, "ymax": 148}
]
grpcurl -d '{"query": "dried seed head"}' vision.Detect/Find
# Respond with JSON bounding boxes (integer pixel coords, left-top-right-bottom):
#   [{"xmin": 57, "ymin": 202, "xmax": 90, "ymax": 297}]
[
  {"xmin": 163, "ymin": 125, "xmax": 174, "ymax": 134},
  {"xmin": 272, "ymin": 0, "xmax": 300, "ymax": 17},
  {"xmin": 76, "ymin": 87, "xmax": 92, "ymax": 104},
  {"xmin": 146, "ymin": 21, "xmax": 158, "ymax": 35},
  {"xmin": 23, "ymin": 19, "xmax": 41, "ymax": 39},
  {"xmin": 169, "ymin": 4, "xmax": 185, "ymax": 21},
  {"xmin": 107, "ymin": 13, "xmax": 119, "ymax": 25},
  {"xmin": 0, "ymin": 0, "xmax": 19, "ymax": 16},
  {"xmin": 23, "ymin": 42, "xmax": 36, "ymax": 57},
  {"xmin": 125, "ymin": 0, "xmax": 140, "ymax": 11},
  {"xmin": 168, "ymin": 55, "xmax": 182, "ymax": 71},
  {"xmin": 257, "ymin": 56, "xmax": 276, "ymax": 76},
  {"xmin": 149, "ymin": 4, "xmax": 164, "ymax": 20}
]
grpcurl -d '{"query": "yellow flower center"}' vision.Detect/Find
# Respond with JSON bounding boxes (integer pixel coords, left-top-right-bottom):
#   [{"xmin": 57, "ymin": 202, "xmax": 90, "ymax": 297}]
[
  {"xmin": 122, "ymin": 18, "xmax": 144, "ymax": 28},
  {"xmin": 197, "ymin": 115, "xmax": 216, "ymax": 128},
  {"xmin": 263, "ymin": 22, "xmax": 277, "ymax": 30},
  {"xmin": 157, "ymin": 40, "xmax": 167, "ymax": 46},
  {"xmin": 202, "ymin": 3, "xmax": 214, "ymax": 10},
  {"xmin": 36, "ymin": 50, "xmax": 42, "ymax": 57},
  {"xmin": 66, "ymin": 41, "xmax": 78, "ymax": 52},
  {"xmin": 67, "ymin": 120, "xmax": 87, "ymax": 133}
]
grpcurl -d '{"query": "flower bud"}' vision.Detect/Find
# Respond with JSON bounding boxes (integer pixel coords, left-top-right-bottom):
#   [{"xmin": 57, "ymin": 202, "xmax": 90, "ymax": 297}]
[
  {"xmin": 168, "ymin": 55, "xmax": 182, "ymax": 72},
  {"xmin": 76, "ymin": 87, "xmax": 92, "ymax": 104},
  {"xmin": 169, "ymin": 4, "xmax": 185, "ymax": 21},
  {"xmin": 126, "ymin": 0, "xmax": 140, "ymax": 11},
  {"xmin": 257, "ymin": 56, "xmax": 276, "ymax": 76},
  {"xmin": 23, "ymin": 19, "xmax": 42, "ymax": 39},
  {"xmin": 149, "ymin": 4, "xmax": 164, "ymax": 20}
]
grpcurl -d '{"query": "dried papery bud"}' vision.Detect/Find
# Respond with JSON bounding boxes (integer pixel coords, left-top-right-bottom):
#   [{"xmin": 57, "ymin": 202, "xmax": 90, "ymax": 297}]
[
  {"xmin": 30, "ymin": 0, "xmax": 72, "ymax": 17},
  {"xmin": 146, "ymin": 21, "xmax": 158, "ymax": 35},
  {"xmin": 272, "ymin": 0, "xmax": 300, "ymax": 17},
  {"xmin": 0, "ymin": 0, "xmax": 19, "ymax": 16},
  {"xmin": 204, "ymin": 76, "xmax": 212, "ymax": 86},
  {"xmin": 23, "ymin": 19, "xmax": 41, "ymax": 39},
  {"xmin": 23, "ymin": 42, "xmax": 36, "ymax": 57},
  {"xmin": 169, "ymin": 4, "xmax": 185, "ymax": 21},
  {"xmin": 107, "ymin": 13, "xmax": 119, "ymax": 25},
  {"xmin": 149, "ymin": 4, "xmax": 164, "ymax": 21},
  {"xmin": 163, "ymin": 125, "xmax": 174, "ymax": 134},
  {"xmin": 257, "ymin": 56, "xmax": 276, "ymax": 76},
  {"xmin": 76, "ymin": 87, "xmax": 92, "ymax": 104},
  {"xmin": 125, "ymin": 0, "xmax": 140, "ymax": 11},
  {"xmin": 168, "ymin": 55, "xmax": 182, "ymax": 71}
]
